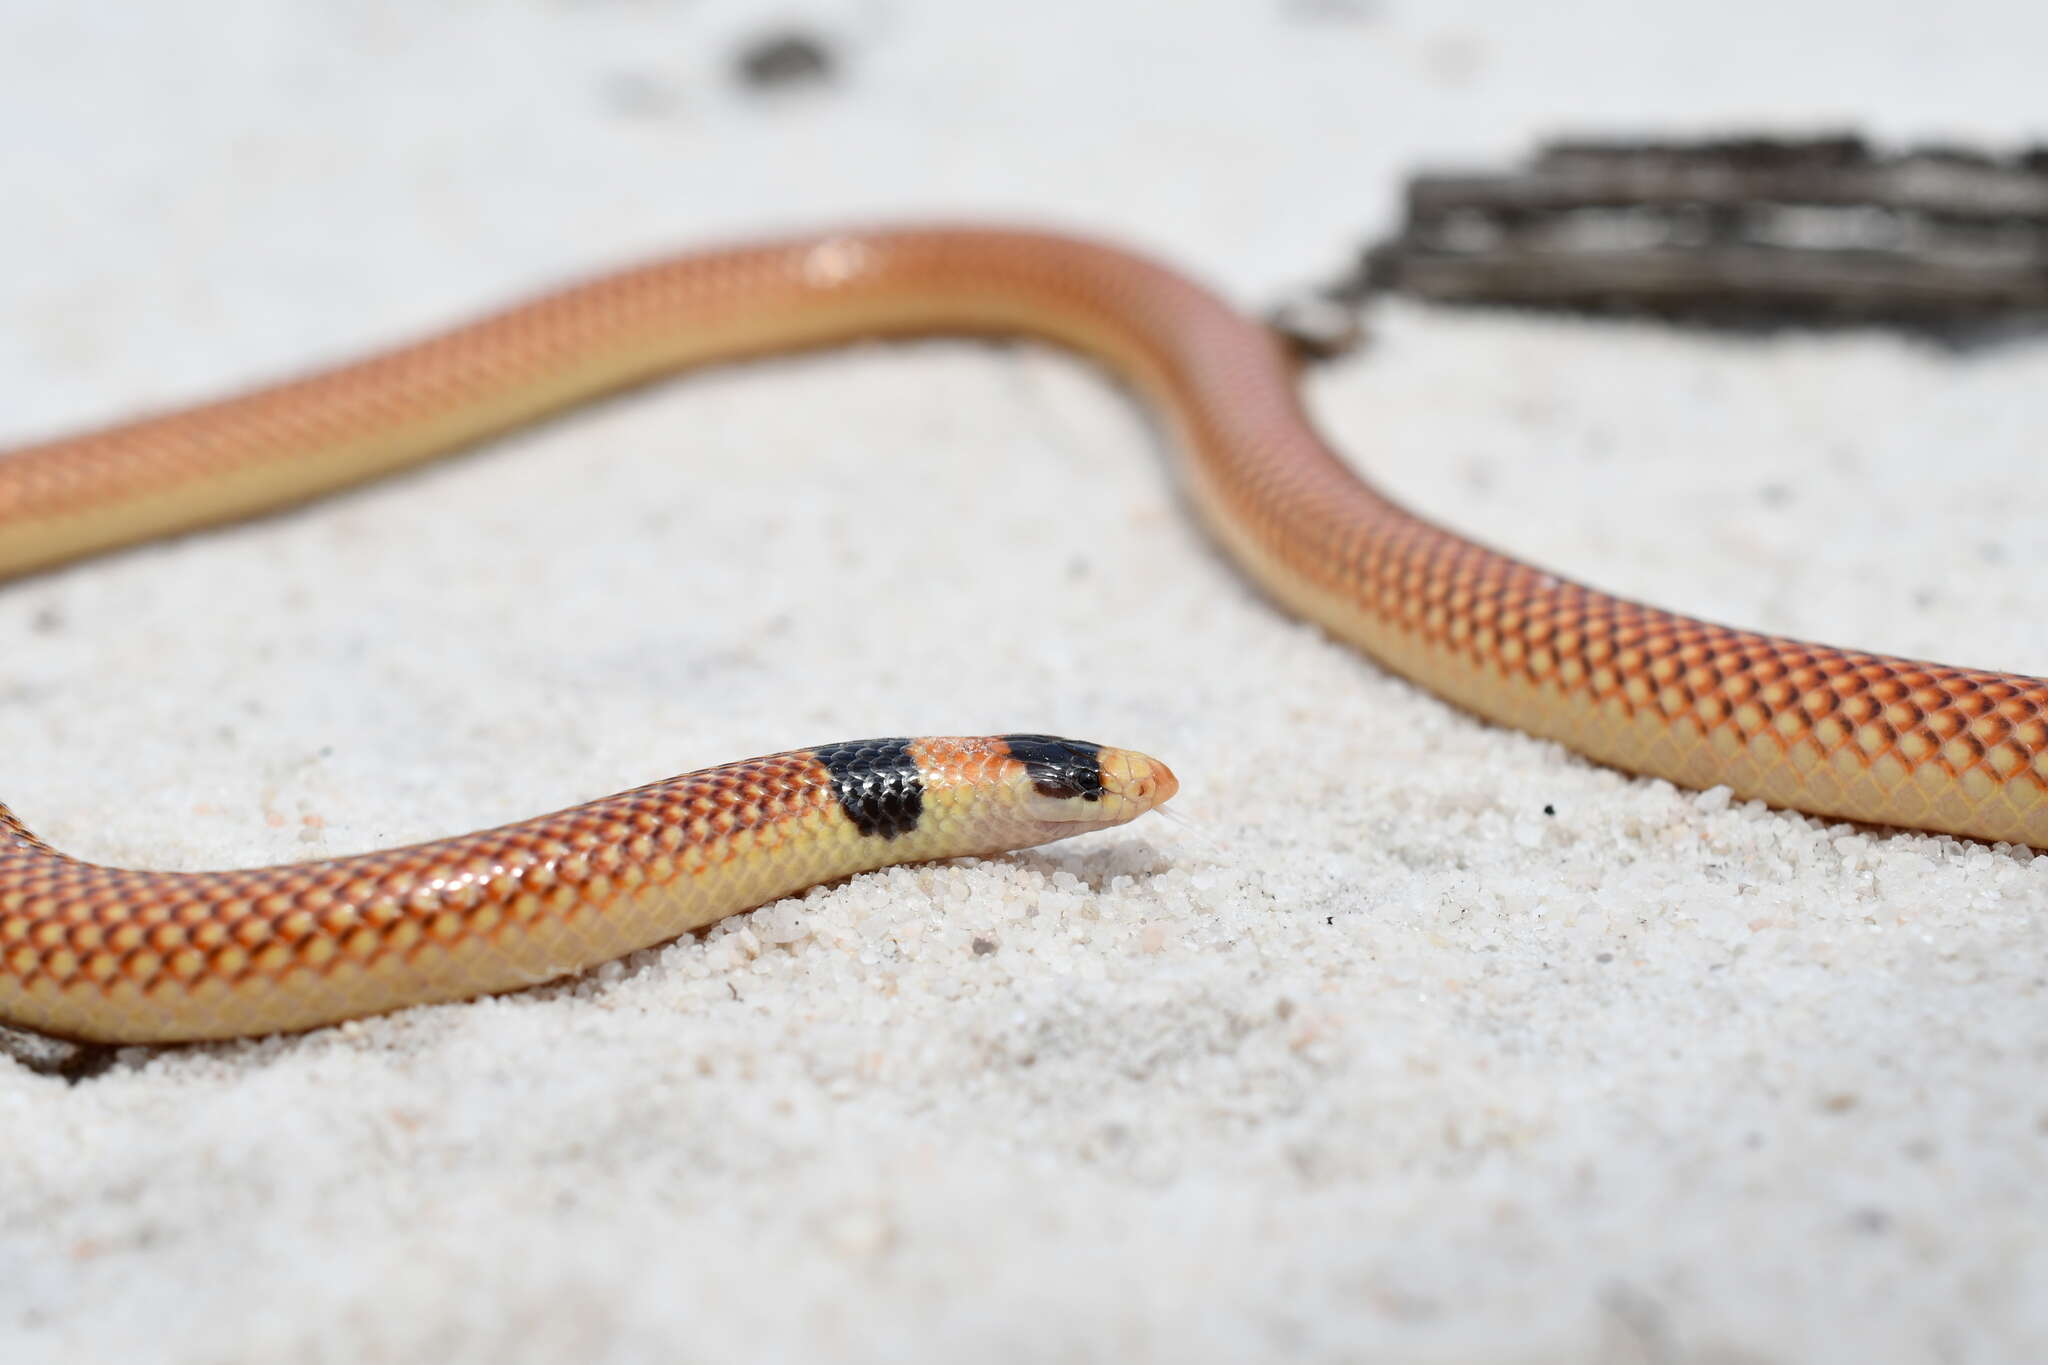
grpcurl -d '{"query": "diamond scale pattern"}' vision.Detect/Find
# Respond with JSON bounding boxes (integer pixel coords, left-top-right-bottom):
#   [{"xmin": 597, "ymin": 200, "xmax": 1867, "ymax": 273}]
[{"xmin": 0, "ymin": 226, "xmax": 2030, "ymax": 1041}]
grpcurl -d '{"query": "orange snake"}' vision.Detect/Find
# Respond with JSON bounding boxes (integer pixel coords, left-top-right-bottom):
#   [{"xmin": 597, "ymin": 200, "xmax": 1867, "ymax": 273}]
[{"xmin": 2, "ymin": 225, "xmax": 2041, "ymax": 1043}]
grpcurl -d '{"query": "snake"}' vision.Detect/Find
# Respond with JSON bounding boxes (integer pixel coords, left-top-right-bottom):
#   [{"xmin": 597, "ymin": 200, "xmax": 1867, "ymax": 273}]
[{"xmin": 2, "ymin": 225, "xmax": 2041, "ymax": 1044}]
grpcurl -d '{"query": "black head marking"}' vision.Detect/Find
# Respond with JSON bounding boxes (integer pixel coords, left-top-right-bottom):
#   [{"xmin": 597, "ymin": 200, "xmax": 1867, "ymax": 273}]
[
  {"xmin": 813, "ymin": 738, "xmax": 925, "ymax": 840},
  {"xmin": 1000, "ymin": 734, "xmax": 1105, "ymax": 802}
]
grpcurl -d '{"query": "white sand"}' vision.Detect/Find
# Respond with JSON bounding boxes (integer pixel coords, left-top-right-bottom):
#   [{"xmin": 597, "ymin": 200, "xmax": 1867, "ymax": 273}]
[{"xmin": 2, "ymin": 2, "xmax": 2046, "ymax": 1361}]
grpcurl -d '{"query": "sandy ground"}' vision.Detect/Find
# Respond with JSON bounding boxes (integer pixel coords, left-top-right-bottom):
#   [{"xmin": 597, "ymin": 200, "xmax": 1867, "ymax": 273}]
[{"xmin": 2, "ymin": 2, "xmax": 2045, "ymax": 1361}]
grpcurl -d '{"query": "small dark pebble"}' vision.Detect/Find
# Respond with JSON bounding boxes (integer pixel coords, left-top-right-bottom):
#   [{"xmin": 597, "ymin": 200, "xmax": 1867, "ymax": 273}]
[
  {"xmin": 1595, "ymin": 952, "xmax": 1613, "ymax": 963},
  {"xmin": 1542, "ymin": 803, "xmax": 1556, "ymax": 817},
  {"xmin": 736, "ymin": 31, "xmax": 836, "ymax": 91},
  {"xmin": 971, "ymin": 936, "xmax": 996, "ymax": 956}
]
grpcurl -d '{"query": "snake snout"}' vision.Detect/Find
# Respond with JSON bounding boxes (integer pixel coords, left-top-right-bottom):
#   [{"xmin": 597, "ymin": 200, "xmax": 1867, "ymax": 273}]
[
  {"xmin": 1093, "ymin": 746, "xmax": 1178, "ymax": 821},
  {"xmin": 1107, "ymin": 749, "xmax": 1177, "ymax": 810}
]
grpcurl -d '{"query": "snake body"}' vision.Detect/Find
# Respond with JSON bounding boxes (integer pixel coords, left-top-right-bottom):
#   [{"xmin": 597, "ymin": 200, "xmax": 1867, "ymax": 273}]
[
  {"xmin": 0, "ymin": 734, "xmax": 1168, "ymax": 1043},
  {"xmin": 3, "ymin": 226, "xmax": 2042, "ymax": 1042}
]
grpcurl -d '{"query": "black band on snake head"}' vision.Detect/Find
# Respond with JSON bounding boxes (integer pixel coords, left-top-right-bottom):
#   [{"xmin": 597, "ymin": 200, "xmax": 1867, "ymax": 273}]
[{"xmin": 1000, "ymin": 734, "xmax": 1105, "ymax": 802}]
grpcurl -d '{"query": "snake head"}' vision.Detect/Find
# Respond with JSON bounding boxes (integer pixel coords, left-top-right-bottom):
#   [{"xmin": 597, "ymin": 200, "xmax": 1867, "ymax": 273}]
[{"xmin": 996, "ymin": 733, "xmax": 1177, "ymax": 833}]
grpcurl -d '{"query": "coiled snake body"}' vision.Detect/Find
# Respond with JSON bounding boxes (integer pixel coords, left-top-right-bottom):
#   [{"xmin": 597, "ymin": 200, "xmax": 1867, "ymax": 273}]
[{"xmin": 2, "ymin": 227, "xmax": 2040, "ymax": 1043}]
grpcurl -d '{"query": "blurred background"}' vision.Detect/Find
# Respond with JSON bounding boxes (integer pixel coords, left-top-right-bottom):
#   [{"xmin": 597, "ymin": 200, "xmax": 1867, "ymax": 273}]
[{"xmin": 7, "ymin": 0, "xmax": 2043, "ymax": 431}]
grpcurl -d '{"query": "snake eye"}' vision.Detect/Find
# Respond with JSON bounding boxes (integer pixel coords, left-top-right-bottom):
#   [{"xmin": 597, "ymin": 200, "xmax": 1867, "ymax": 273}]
[{"xmin": 1001, "ymin": 734, "xmax": 1106, "ymax": 803}]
